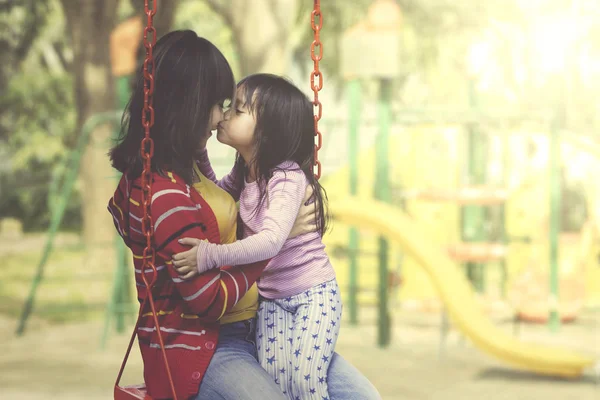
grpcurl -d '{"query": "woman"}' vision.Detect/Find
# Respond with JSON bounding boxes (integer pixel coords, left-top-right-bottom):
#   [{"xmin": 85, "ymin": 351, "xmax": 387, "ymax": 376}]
[{"xmin": 108, "ymin": 30, "xmax": 380, "ymax": 400}]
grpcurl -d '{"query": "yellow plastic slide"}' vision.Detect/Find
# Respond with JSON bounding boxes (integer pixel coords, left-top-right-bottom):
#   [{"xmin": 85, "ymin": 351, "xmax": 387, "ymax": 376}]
[{"xmin": 331, "ymin": 197, "xmax": 596, "ymax": 378}]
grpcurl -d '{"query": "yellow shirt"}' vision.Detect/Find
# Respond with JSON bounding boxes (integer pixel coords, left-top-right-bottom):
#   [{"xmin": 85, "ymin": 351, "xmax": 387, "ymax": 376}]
[{"xmin": 192, "ymin": 163, "xmax": 259, "ymax": 324}]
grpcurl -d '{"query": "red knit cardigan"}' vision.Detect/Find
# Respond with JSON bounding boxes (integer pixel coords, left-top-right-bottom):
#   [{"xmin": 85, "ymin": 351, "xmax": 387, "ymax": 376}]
[{"xmin": 108, "ymin": 171, "xmax": 268, "ymax": 399}]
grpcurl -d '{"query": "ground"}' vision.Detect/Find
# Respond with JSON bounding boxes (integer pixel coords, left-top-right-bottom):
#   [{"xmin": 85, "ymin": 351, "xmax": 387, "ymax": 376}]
[
  {"xmin": 1, "ymin": 308, "xmax": 598, "ymax": 400},
  {"xmin": 1, "ymin": 234, "xmax": 598, "ymax": 399}
]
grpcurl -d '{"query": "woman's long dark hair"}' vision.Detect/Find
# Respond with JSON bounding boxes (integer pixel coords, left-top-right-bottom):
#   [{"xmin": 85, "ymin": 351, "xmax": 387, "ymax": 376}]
[
  {"xmin": 235, "ymin": 74, "xmax": 329, "ymax": 236},
  {"xmin": 110, "ymin": 30, "xmax": 235, "ymax": 184}
]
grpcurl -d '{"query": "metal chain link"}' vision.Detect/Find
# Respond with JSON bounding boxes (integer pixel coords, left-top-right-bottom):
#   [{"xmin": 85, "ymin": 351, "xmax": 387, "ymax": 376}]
[
  {"xmin": 311, "ymin": 0, "xmax": 323, "ymax": 179},
  {"xmin": 141, "ymin": 0, "xmax": 157, "ymax": 289}
]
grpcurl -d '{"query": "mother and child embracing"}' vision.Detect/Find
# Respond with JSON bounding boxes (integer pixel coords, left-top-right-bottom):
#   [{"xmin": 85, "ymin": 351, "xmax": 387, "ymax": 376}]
[{"xmin": 108, "ymin": 30, "xmax": 381, "ymax": 400}]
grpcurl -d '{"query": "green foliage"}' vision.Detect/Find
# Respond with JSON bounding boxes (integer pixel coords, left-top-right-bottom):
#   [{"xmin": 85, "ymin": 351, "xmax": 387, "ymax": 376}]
[
  {"xmin": 1, "ymin": 70, "xmax": 80, "ymax": 230},
  {"xmin": 5, "ymin": 72, "xmax": 74, "ymax": 169},
  {"xmin": 292, "ymin": 0, "xmax": 372, "ymax": 84},
  {"xmin": 175, "ymin": 1, "xmax": 239, "ymax": 76},
  {"xmin": 0, "ymin": 0, "xmax": 80, "ymax": 231},
  {"xmin": 1, "ymin": 0, "xmax": 598, "ymax": 233}
]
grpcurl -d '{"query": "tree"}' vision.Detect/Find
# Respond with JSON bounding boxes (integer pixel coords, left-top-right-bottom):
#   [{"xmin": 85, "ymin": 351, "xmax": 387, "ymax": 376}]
[
  {"xmin": 57, "ymin": 0, "xmax": 181, "ymax": 253},
  {"xmin": 57, "ymin": 0, "xmax": 120, "ymax": 258},
  {"xmin": 0, "ymin": 0, "xmax": 50, "ymax": 141},
  {"xmin": 197, "ymin": 0, "xmax": 523, "ymax": 96},
  {"xmin": 0, "ymin": 0, "xmax": 79, "ymax": 230},
  {"xmin": 203, "ymin": 0, "xmax": 301, "ymax": 76}
]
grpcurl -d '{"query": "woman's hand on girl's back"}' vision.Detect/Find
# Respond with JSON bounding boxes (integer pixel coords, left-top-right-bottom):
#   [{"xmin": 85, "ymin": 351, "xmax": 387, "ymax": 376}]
[
  {"xmin": 172, "ymin": 238, "xmax": 202, "ymax": 280},
  {"xmin": 289, "ymin": 185, "xmax": 318, "ymax": 239}
]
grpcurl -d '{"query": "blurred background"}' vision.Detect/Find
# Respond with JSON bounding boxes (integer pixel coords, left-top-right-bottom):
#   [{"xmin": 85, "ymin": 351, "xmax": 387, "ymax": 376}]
[{"xmin": 1, "ymin": 0, "xmax": 599, "ymax": 399}]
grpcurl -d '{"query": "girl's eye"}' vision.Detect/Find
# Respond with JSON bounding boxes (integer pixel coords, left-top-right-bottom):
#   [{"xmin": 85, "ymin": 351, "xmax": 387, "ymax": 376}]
[{"xmin": 235, "ymin": 109, "xmax": 243, "ymax": 114}]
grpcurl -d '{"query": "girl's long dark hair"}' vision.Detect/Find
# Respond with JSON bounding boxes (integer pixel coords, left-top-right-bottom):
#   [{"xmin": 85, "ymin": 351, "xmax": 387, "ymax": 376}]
[
  {"xmin": 110, "ymin": 30, "xmax": 235, "ymax": 184},
  {"xmin": 235, "ymin": 74, "xmax": 329, "ymax": 236}
]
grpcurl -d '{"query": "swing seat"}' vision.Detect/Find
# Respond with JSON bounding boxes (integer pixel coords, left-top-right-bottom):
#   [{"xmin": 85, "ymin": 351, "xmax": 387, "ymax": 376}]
[{"xmin": 115, "ymin": 384, "xmax": 151, "ymax": 400}]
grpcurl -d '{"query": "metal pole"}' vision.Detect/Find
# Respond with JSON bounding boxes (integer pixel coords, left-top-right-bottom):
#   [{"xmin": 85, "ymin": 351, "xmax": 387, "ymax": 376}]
[
  {"xmin": 115, "ymin": 75, "xmax": 135, "ymax": 333},
  {"xmin": 548, "ymin": 103, "xmax": 563, "ymax": 333},
  {"xmin": 101, "ymin": 76, "xmax": 134, "ymax": 348},
  {"xmin": 114, "ymin": 76, "xmax": 133, "ymax": 332},
  {"xmin": 375, "ymin": 78, "xmax": 392, "ymax": 347},
  {"xmin": 347, "ymin": 79, "xmax": 361, "ymax": 325},
  {"xmin": 463, "ymin": 76, "xmax": 487, "ymax": 293}
]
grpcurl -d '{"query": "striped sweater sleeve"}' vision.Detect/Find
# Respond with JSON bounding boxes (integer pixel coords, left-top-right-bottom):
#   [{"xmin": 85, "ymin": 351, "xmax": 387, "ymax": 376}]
[
  {"xmin": 148, "ymin": 180, "xmax": 268, "ymax": 322},
  {"xmin": 195, "ymin": 168, "xmax": 306, "ymax": 273},
  {"xmin": 196, "ymin": 148, "xmax": 243, "ymax": 201}
]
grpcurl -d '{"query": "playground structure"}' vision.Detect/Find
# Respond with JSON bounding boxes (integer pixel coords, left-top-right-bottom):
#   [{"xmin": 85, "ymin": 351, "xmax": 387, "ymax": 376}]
[
  {"xmin": 330, "ymin": 197, "xmax": 596, "ymax": 378},
  {"xmin": 323, "ymin": 0, "xmax": 600, "ymax": 378},
  {"xmin": 321, "ymin": 122, "xmax": 600, "ymax": 376},
  {"xmin": 324, "ymin": 126, "xmax": 600, "ymax": 320}
]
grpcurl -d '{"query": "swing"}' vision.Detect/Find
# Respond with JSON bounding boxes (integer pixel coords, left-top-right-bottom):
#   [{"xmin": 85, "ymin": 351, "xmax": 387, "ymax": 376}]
[{"xmin": 114, "ymin": 1, "xmax": 324, "ymax": 399}]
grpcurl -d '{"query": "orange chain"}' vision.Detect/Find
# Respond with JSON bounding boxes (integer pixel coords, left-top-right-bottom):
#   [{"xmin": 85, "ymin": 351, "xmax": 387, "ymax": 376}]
[
  {"xmin": 310, "ymin": 0, "xmax": 323, "ymax": 179},
  {"xmin": 139, "ymin": 1, "xmax": 178, "ymax": 399},
  {"xmin": 140, "ymin": 0, "xmax": 157, "ymax": 294}
]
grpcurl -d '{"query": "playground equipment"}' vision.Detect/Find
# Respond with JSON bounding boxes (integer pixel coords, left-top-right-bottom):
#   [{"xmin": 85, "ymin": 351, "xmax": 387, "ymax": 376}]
[
  {"xmin": 338, "ymin": 0, "xmax": 522, "ymax": 348},
  {"xmin": 324, "ymin": 127, "xmax": 600, "ymax": 323},
  {"xmin": 340, "ymin": 0, "xmax": 403, "ymax": 345},
  {"xmin": 102, "ymin": 15, "xmax": 147, "ymax": 348},
  {"xmin": 509, "ymin": 214, "xmax": 597, "ymax": 324},
  {"xmin": 330, "ymin": 197, "xmax": 597, "ymax": 378},
  {"xmin": 332, "ymin": 0, "xmax": 600, "ymax": 348}
]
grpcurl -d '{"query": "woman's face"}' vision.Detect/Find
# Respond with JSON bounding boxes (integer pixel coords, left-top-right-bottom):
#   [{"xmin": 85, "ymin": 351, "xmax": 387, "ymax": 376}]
[
  {"xmin": 209, "ymin": 103, "xmax": 226, "ymax": 132},
  {"xmin": 198, "ymin": 103, "xmax": 227, "ymax": 149}
]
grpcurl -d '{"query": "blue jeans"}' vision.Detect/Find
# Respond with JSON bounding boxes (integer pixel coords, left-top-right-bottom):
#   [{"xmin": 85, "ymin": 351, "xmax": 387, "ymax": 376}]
[{"xmin": 194, "ymin": 319, "xmax": 381, "ymax": 400}]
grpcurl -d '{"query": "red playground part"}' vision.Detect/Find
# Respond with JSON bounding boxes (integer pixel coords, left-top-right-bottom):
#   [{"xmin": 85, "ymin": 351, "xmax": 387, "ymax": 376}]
[
  {"xmin": 509, "ymin": 269, "xmax": 584, "ymax": 324},
  {"xmin": 447, "ymin": 243, "xmax": 507, "ymax": 263}
]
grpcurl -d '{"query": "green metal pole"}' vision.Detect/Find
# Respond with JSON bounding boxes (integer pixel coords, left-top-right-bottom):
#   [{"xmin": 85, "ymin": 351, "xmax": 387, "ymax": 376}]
[
  {"xmin": 16, "ymin": 111, "xmax": 121, "ymax": 336},
  {"xmin": 463, "ymin": 77, "xmax": 487, "ymax": 293},
  {"xmin": 547, "ymin": 0, "xmax": 577, "ymax": 332},
  {"xmin": 115, "ymin": 75, "xmax": 133, "ymax": 333},
  {"xmin": 347, "ymin": 79, "xmax": 361, "ymax": 325},
  {"xmin": 548, "ymin": 108, "xmax": 562, "ymax": 333},
  {"xmin": 499, "ymin": 133, "xmax": 510, "ymax": 297},
  {"xmin": 101, "ymin": 76, "xmax": 134, "ymax": 348},
  {"xmin": 375, "ymin": 78, "xmax": 392, "ymax": 347}
]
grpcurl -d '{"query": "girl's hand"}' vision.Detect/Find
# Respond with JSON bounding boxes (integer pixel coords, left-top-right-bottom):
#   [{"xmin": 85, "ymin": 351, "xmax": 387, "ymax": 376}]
[
  {"xmin": 172, "ymin": 238, "xmax": 202, "ymax": 280},
  {"xmin": 289, "ymin": 185, "xmax": 317, "ymax": 239}
]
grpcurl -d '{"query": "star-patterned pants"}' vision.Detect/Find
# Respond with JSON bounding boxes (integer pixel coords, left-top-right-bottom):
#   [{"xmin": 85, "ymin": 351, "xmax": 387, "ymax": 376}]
[{"xmin": 256, "ymin": 279, "xmax": 343, "ymax": 400}]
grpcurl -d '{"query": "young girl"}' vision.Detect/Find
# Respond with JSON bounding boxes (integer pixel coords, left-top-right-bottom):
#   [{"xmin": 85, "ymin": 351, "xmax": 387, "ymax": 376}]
[{"xmin": 173, "ymin": 73, "xmax": 341, "ymax": 400}]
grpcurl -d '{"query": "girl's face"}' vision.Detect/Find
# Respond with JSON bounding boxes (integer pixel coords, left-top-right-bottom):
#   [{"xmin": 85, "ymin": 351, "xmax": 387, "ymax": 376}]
[{"xmin": 217, "ymin": 87, "xmax": 256, "ymax": 157}]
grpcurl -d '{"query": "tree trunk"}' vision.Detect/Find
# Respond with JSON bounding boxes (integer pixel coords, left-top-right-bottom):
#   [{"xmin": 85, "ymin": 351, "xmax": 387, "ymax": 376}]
[
  {"xmin": 131, "ymin": 0, "xmax": 180, "ymax": 70},
  {"xmin": 153, "ymin": 0, "xmax": 180, "ymax": 38},
  {"xmin": 207, "ymin": 0, "xmax": 299, "ymax": 76},
  {"xmin": 61, "ymin": 0, "xmax": 120, "ymax": 263}
]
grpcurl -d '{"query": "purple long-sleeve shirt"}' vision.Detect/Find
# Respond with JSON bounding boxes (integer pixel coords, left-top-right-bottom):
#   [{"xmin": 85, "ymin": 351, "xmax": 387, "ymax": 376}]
[{"xmin": 194, "ymin": 149, "xmax": 336, "ymax": 299}]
